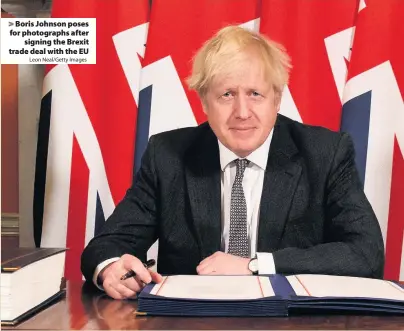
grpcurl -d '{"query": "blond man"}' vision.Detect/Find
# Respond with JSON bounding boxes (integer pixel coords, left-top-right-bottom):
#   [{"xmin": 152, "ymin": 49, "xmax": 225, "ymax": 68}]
[{"xmin": 81, "ymin": 26, "xmax": 384, "ymax": 300}]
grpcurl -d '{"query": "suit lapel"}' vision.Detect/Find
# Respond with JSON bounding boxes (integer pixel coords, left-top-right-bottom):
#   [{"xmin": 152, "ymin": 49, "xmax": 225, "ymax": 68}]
[
  {"xmin": 257, "ymin": 117, "xmax": 302, "ymax": 252},
  {"xmin": 185, "ymin": 124, "xmax": 222, "ymax": 259}
]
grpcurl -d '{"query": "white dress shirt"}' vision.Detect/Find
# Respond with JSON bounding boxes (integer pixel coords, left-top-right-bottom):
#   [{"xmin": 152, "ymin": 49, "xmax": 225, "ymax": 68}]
[
  {"xmin": 218, "ymin": 130, "xmax": 276, "ymax": 274},
  {"xmin": 93, "ymin": 130, "xmax": 276, "ymax": 287}
]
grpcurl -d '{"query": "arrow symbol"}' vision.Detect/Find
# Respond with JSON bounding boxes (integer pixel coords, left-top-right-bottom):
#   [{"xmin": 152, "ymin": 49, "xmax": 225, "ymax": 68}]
[{"xmin": 9, "ymin": 21, "xmax": 14, "ymax": 27}]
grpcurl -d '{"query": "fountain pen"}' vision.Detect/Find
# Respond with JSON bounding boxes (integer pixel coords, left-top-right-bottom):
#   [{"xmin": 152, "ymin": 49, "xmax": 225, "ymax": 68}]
[{"xmin": 120, "ymin": 259, "xmax": 156, "ymax": 280}]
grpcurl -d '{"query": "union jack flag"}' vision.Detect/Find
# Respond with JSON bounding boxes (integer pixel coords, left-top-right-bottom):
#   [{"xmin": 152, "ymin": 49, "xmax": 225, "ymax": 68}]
[
  {"xmin": 260, "ymin": 0, "xmax": 358, "ymax": 130},
  {"xmin": 341, "ymin": 0, "xmax": 404, "ymax": 280},
  {"xmin": 33, "ymin": 0, "xmax": 149, "ymax": 281},
  {"xmin": 34, "ymin": 0, "xmax": 404, "ymax": 281}
]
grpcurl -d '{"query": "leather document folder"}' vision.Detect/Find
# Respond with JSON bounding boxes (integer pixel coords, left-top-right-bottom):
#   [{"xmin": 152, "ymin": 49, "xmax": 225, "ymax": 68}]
[{"xmin": 137, "ymin": 274, "xmax": 404, "ymax": 316}]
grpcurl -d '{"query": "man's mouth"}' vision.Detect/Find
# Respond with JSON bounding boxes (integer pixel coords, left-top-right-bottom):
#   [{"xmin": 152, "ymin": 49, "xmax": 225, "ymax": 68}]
[{"xmin": 230, "ymin": 127, "xmax": 255, "ymax": 131}]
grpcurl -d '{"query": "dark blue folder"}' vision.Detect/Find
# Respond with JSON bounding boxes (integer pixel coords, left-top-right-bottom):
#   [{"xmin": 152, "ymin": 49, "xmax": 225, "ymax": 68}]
[{"xmin": 137, "ymin": 275, "xmax": 404, "ymax": 316}]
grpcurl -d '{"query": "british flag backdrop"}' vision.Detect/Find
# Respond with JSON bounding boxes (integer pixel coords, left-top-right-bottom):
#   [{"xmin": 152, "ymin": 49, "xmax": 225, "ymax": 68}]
[
  {"xmin": 33, "ymin": 0, "xmax": 149, "ymax": 281},
  {"xmin": 34, "ymin": 0, "xmax": 404, "ymax": 281},
  {"xmin": 260, "ymin": 0, "xmax": 358, "ymax": 130},
  {"xmin": 341, "ymin": 0, "xmax": 404, "ymax": 280}
]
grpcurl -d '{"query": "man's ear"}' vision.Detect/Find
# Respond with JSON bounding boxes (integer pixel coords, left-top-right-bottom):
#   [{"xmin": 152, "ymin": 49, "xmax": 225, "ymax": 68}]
[
  {"xmin": 276, "ymin": 101, "xmax": 281, "ymax": 113},
  {"xmin": 274, "ymin": 90, "xmax": 282, "ymax": 113},
  {"xmin": 201, "ymin": 96, "xmax": 208, "ymax": 114}
]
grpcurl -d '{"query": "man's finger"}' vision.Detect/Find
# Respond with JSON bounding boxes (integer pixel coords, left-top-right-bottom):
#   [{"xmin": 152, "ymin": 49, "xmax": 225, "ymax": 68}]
[
  {"xmin": 104, "ymin": 283, "xmax": 125, "ymax": 300},
  {"xmin": 197, "ymin": 267, "xmax": 215, "ymax": 275},
  {"xmin": 198, "ymin": 255, "xmax": 216, "ymax": 270},
  {"xmin": 150, "ymin": 270, "xmax": 163, "ymax": 283},
  {"xmin": 122, "ymin": 257, "xmax": 153, "ymax": 284},
  {"xmin": 122, "ymin": 276, "xmax": 144, "ymax": 292},
  {"xmin": 196, "ymin": 262, "xmax": 214, "ymax": 275},
  {"xmin": 199, "ymin": 252, "xmax": 218, "ymax": 265},
  {"xmin": 115, "ymin": 283, "xmax": 137, "ymax": 299},
  {"xmin": 132, "ymin": 268, "xmax": 152, "ymax": 285}
]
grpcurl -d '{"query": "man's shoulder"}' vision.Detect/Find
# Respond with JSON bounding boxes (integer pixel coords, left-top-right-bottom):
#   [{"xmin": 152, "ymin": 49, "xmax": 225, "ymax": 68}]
[
  {"xmin": 278, "ymin": 114, "xmax": 340, "ymax": 135},
  {"xmin": 276, "ymin": 114, "xmax": 349, "ymax": 159},
  {"xmin": 277, "ymin": 114, "xmax": 344, "ymax": 144}
]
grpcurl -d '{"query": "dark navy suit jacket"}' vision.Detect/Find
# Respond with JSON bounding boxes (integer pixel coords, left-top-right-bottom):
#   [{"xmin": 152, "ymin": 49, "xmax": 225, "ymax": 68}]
[{"xmin": 81, "ymin": 114, "xmax": 384, "ymax": 282}]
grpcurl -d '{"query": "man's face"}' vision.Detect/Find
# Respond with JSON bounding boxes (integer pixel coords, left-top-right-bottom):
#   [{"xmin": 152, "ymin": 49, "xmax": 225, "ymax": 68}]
[{"xmin": 203, "ymin": 52, "xmax": 280, "ymax": 157}]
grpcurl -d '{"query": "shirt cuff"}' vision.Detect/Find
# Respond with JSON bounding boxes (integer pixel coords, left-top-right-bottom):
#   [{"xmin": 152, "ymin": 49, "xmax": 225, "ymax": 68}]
[
  {"xmin": 92, "ymin": 257, "xmax": 120, "ymax": 290},
  {"xmin": 256, "ymin": 252, "xmax": 276, "ymax": 275}
]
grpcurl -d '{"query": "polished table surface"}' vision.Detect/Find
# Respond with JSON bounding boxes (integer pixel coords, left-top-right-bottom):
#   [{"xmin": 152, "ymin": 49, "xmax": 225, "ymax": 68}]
[{"xmin": 4, "ymin": 281, "xmax": 404, "ymax": 330}]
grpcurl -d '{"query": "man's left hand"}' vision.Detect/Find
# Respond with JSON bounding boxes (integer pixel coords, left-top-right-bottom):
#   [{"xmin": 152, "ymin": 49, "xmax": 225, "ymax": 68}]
[{"xmin": 196, "ymin": 251, "xmax": 251, "ymax": 275}]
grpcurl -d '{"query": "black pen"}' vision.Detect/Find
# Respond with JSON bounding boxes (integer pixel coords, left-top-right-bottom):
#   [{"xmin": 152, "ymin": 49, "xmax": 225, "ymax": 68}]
[{"xmin": 120, "ymin": 259, "xmax": 156, "ymax": 280}]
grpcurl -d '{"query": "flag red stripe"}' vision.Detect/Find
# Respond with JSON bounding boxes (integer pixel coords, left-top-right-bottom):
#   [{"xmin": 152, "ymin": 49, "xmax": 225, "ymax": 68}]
[
  {"xmin": 260, "ymin": 0, "xmax": 358, "ymax": 131},
  {"xmin": 47, "ymin": 0, "xmax": 149, "ymax": 205},
  {"xmin": 384, "ymin": 137, "xmax": 404, "ymax": 280},
  {"xmin": 65, "ymin": 136, "xmax": 89, "ymax": 281}
]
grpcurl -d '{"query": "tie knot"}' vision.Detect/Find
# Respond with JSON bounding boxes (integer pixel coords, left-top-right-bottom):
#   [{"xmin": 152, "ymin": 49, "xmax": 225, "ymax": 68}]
[{"xmin": 235, "ymin": 158, "xmax": 249, "ymax": 176}]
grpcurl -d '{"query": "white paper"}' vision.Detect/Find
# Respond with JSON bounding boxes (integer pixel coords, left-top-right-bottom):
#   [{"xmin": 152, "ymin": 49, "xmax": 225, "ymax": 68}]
[
  {"xmin": 286, "ymin": 274, "xmax": 404, "ymax": 300},
  {"xmin": 150, "ymin": 275, "xmax": 275, "ymax": 300}
]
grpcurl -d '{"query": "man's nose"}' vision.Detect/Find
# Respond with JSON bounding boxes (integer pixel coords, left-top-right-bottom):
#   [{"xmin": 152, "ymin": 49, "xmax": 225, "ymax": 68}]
[{"xmin": 234, "ymin": 94, "xmax": 251, "ymax": 119}]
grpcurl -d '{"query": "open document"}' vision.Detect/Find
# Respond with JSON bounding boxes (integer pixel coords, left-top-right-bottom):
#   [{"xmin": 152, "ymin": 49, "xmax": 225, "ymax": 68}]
[
  {"xmin": 150, "ymin": 275, "xmax": 275, "ymax": 299},
  {"xmin": 137, "ymin": 274, "xmax": 404, "ymax": 317},
  {"xmin": 285, "ymin": 274, "xmax": 404, "ymax": 315},
  {"xmin": 287, "ymin": 274, "xmax": 404, "ymax": 300}
]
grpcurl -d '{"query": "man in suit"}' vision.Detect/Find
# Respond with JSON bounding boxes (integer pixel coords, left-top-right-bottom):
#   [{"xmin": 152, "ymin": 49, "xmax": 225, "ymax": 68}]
[{"xmin": 81, "ymin": 26, "xmax": 384, "ymax": 299}]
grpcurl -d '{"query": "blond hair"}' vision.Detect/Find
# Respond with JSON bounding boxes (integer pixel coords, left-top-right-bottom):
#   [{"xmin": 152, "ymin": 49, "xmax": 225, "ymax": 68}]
[{"xmin": 187, "ymin": 26, "xmax": 291, "ymax": 99}]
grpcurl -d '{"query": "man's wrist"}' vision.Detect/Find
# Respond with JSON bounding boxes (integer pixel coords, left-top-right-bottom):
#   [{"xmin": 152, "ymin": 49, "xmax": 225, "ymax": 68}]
[
  {"xmin": 93, "ymin": 257, "xmax": 120, "ymax": 290},
  {"xmin": 98, "ymin": 265, "xmax": 110, "ymax": 284}
]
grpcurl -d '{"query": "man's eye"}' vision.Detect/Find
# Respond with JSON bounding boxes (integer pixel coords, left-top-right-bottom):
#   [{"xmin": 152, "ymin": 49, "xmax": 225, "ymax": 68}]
[
  {"xmin": 222, "ymin": 91, "xmax": 232, "ymax": 98},
  {"xmin": 252, "ymin": 91, "xmax": 261, "ymax": 97}
]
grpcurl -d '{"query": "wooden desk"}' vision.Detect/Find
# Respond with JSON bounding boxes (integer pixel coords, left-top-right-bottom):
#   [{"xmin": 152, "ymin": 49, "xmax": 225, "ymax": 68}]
[{"xmin": 4, "ymin": 281, "xmax": 404, "ymax": 330}]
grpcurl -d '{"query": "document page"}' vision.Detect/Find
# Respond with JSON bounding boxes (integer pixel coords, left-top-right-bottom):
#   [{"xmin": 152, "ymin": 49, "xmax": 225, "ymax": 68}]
[
  {"xmin": 150, "ymin": 275, "xmax": 275, "ymax": 300},
  {"xmin": 287, "ymin": 274, "xmax": 404, "ymax": 300}
]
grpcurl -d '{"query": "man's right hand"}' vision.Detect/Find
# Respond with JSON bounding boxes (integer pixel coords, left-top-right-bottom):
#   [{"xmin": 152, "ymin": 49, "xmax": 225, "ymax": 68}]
[{"xmin": 99, "ymin": 254, "xmax": 163, "ymax": 299}]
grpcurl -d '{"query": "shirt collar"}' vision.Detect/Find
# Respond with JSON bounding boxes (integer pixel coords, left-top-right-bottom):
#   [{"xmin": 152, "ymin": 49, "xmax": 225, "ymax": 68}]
[{"xmin": 218, "ymin": 129, "xmax": 273, "ymax": 171}]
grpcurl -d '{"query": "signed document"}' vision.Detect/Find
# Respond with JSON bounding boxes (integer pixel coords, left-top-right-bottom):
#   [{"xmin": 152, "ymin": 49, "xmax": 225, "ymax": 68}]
[
  {"xmin": 150, "ymin": 275, "xmax": 275, "ymax": 300},
  {"xmin": 287, "ymin": 274, "xmax": 404, "ymax": 300}
]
